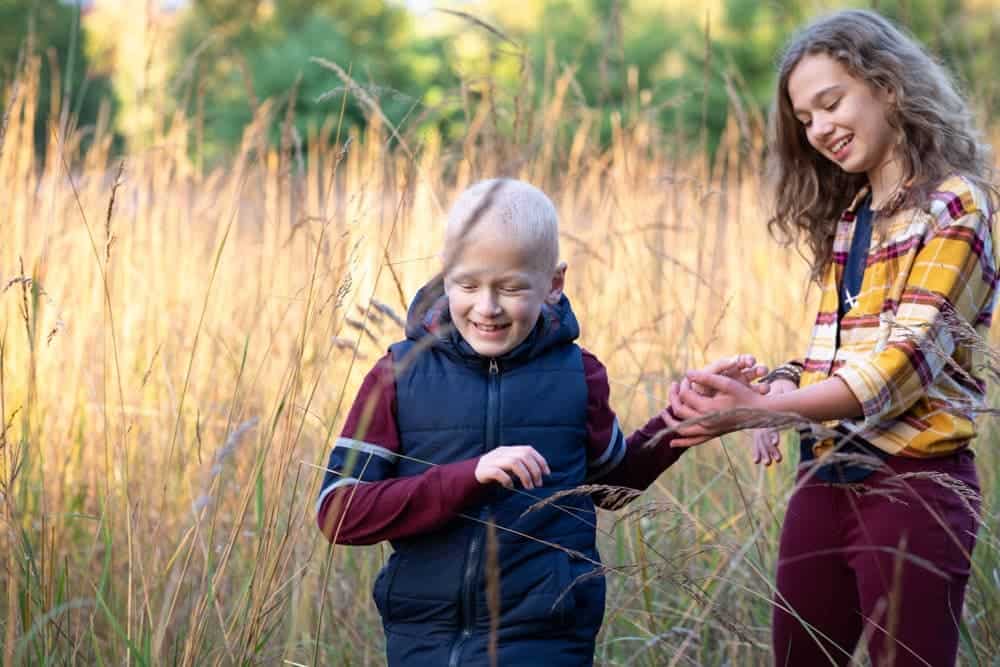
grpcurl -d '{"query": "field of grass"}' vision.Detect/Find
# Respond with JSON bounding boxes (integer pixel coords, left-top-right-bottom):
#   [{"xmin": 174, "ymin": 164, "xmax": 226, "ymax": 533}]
[{"xmin": 1, "ymin": 57, "xmax": 998, "ymax": 666}]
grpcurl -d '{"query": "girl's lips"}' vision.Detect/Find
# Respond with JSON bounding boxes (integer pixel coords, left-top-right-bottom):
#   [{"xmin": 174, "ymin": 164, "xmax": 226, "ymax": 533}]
[{"xmin": 832, "ymin": 135, "xmax": 853, "ymax": 162}]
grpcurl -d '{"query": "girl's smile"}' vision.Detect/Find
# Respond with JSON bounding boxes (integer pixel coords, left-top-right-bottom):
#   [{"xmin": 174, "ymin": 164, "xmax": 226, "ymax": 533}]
[{"xmin": 788, "ymin": 53, "xmax": 904, "ymax": 204}]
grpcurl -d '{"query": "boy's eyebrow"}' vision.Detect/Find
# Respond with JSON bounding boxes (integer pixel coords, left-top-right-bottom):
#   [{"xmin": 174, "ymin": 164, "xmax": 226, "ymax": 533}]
[
  {"xmin": 793, "ymin": 84, "xmax": 843, "ymax": 115},
  {"xmin": 448, "ymin": 269, "xmax": 478, "ymax": 281},
  {"xmin": 448, "ymin": 268, "xmax": 536, "ymax": 282}
]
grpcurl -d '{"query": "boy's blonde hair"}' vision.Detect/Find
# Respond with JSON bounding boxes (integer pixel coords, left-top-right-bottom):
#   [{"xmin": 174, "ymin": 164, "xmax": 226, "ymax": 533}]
[{"xmin": 444, "ymin": 179, "xmax": 560, "ymax": 272}]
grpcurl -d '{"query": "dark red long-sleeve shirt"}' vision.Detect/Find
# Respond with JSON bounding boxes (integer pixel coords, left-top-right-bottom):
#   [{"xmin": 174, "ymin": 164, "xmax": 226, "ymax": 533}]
[{"xmin": 317, "ymin": 349, "xmax": 682, "ymax": 545}]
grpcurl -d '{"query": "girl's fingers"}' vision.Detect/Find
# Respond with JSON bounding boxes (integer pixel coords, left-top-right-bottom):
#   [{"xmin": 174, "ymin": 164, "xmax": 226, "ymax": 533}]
[
  {"xmin": 685, "ymin": 370, "xmax": 739, "ymax": 395},
  {"xmin": 752, "ymin": 430, "xmax": 782, "ymax": 466},
  {"xmin": 703, "ymin": 355, "xmax": 738, "ymax": 375}
]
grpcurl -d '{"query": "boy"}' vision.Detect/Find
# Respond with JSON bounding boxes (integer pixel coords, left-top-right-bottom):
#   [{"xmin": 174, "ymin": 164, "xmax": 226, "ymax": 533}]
[{"xmin": 317, "ymin": 178, "xmax": 761, "ymax": 665}]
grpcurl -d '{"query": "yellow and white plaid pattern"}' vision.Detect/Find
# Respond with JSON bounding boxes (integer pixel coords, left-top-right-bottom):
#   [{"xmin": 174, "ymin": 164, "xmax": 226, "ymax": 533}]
[{"xmin": 775, "ymin": 176, "xmax": 998, "ymax": 457}]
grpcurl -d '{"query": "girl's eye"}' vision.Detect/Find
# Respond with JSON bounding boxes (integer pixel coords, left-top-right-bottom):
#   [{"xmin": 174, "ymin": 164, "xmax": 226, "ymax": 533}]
[
  {"xmin": 825, "ymin": 99, "xmax": 840, "ymax": 111},
  {"xmin": 501, "ymin": 286, "xmax": 526, "ymax": 294},
  {"xmin": 458, "ymin": 283, "xmax": 477, "ymax": 291}
]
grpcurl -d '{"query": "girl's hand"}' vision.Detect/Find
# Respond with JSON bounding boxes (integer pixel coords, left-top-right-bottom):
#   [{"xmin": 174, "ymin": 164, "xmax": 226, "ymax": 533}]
[
  {"xmin": 751, "ymin": 379, "xmax": 797, "ymax": 466},
  {"xmin": 690, "ymin": 354, "xmax": 769, "ymax": 396},
  {"xmin": 475, "ymin": 446, "xmax": 551, "ymax": 490},
  {"xmin": 752, "ymin": 429, "xmax": 782, "ymax": 465},
  {"xmin": 663, "ymin": 356, "xmax": 770, "ymax": 447},
  {"xmin": 669, "ymin": 371, "xmax": 767, "ymax": 444}
]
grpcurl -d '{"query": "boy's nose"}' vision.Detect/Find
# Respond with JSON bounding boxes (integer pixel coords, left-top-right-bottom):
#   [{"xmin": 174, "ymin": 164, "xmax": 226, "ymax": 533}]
[{"xmin": 474, "ymin": 291, "xmax": 502, "ymax": 316}]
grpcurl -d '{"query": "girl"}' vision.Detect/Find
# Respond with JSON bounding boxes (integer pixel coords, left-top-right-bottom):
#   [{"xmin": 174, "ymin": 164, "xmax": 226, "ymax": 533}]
[{"xmin": 667, "ymin": 10, "xmax": 996, "ymax": 667}]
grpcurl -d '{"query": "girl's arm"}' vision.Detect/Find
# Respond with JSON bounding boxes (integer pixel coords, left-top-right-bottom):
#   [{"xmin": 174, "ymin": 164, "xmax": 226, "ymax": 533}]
[
  {"xmin": 669, "ymin": 372, "xmax": 861, "ymax": 437},
  {"xmin": 316, "ymin": 354, "xmax": 487, "ymax": 545},
  {"xmin": 670, "ymin": 185, "xmax": 996, "ymax": 439}
]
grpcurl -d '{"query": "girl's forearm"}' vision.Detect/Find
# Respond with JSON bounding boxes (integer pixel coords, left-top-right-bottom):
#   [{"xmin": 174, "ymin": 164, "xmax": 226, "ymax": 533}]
[{"xmin": 763, "ymin": 376, "xmax": 863, "ymax": 422}]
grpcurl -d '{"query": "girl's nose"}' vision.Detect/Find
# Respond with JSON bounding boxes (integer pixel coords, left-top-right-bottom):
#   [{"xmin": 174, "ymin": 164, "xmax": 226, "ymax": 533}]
[{"xmin": 811, "ymin": 114, "xmax": 834, "ymax": 140}]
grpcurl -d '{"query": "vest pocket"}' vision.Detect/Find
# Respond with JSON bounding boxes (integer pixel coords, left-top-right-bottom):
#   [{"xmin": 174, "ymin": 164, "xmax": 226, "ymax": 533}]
[
  {"xmin": 496, "ymin": 549, "xmax": 577, "ymax": 630},
  {"xmin": 372, "ymin": 553, "xmax": 401, "ymax": 623}
]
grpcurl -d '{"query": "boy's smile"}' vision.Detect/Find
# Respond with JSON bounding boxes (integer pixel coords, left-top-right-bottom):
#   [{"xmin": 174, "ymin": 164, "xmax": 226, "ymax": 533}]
[{"xmin": 443, "ymin": 230, "xmax": 564, "ymax": 358}]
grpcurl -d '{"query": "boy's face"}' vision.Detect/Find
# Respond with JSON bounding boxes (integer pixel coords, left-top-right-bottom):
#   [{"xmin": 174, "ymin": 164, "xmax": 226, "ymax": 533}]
[{"xmin": 443, "ymin": 230, "xmax": 564, "ymax": 358}]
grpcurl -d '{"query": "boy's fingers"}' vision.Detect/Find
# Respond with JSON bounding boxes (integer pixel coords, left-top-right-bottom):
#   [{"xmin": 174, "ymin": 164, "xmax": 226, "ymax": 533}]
[
  {"xmin": 520, "ymin": 455, "xmax": 544, "ymax": 487},
  {"xmin": 661, "ymin": 410, "xmax": 710, "ymax": 444},
  {"xmin": 671, "ymin": 434, "xmax": 712, "ymax": 447},
  {"xmin": 677, "ymin": 384, "xmax": 713, "ymax": 414},
  {"xmin": 506, "ymin": 460, "xmax": 530, "ymax": 489},
  {"xmin": 669, "ymin": 396, "xmax": 700, "ymax": 420},
  {"xmin": 494, "ymin": 469, "xmax": 513, "ymax": 488},
  {"xmin": 528, "ymin": 448, "xmax": 551, "ymax": 476},
  {"xmin": 514, "ymin": 447, "xmax": 547, "ymax": 482}
]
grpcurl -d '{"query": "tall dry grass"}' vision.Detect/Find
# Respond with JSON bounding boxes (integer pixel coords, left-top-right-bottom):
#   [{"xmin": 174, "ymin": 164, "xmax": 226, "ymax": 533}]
[{"xmin": 1, "ymin": 52, "xmax": 998, "ymax": 666}]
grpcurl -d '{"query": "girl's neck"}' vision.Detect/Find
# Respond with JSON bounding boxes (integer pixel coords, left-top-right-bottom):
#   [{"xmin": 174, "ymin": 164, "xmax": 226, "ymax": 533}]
[{"xmin": 867, "ymin": 152, "xmax": 907, "ymax": 211}]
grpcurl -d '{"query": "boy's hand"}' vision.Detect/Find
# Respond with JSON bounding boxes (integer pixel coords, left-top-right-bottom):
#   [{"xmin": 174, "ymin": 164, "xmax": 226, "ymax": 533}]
[
  {"xmin": 475, "ymin": 446, "xmax": 551, "ymax": 490},
  {"xmin": 751, "ymin": 379, "xmax": 796, "ymax": 466}
]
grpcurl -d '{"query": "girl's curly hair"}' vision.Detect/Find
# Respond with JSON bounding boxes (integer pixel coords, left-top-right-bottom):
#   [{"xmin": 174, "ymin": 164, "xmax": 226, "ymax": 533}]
[{"xmin": 766, "ymin": 9, "xmax": 997, "ymax": 284}]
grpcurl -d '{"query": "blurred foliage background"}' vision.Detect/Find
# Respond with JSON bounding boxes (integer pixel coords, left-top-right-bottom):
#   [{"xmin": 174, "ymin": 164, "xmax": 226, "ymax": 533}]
[
  {"xmin": 4, "ymin": 2, "xmax": 1000, "ymax": 665},
  {"xmin": 3, "ymin": 0, "xmax": 999, "ymax": 165}
]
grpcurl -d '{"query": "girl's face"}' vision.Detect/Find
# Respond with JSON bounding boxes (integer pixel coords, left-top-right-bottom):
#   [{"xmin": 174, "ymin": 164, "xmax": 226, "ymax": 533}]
[{"xmin": 787, "ymin": 53, "xmax": 899, "ymax": 185}]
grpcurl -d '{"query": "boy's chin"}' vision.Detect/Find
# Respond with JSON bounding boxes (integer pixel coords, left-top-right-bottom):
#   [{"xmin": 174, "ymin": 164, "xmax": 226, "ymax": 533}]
[
  {"xmin": 468, "ymin": 340, "xmax": 516, "ymax": 357},
  {"xmin": 466, "ymin": 332, "xmax": 530, "ymax": 358}
]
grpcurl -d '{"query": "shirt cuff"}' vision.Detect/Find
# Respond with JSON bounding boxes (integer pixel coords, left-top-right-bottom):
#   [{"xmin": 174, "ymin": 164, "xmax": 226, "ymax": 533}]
[
  {"xmin": 436, "ymin": 457, "xmax": 488, "ymax": 509},
  {"xmin": 833, "ymin": 363, "xmax": 885, "ymax": 422}
]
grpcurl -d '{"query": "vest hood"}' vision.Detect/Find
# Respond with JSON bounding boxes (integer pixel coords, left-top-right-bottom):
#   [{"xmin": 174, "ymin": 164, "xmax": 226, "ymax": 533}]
[{"xmin": 403, "ymin": 275, "xmax": 580, "ymax": 364}]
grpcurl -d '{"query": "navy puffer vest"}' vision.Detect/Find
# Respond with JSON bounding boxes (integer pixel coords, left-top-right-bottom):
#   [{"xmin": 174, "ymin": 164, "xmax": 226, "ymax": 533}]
[{"xmin": 375, "ymin": 281, "xmax": 605, "ymax": 666}]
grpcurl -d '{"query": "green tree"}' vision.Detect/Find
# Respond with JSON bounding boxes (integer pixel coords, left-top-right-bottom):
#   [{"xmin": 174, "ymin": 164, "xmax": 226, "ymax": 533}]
[
  {"xmin": 0, "ymin": 0, "xmax": 117, "ymax": 154},
  {"xmin": 173, "ymin": 0, "xmax": 452, "ymax": 158}
]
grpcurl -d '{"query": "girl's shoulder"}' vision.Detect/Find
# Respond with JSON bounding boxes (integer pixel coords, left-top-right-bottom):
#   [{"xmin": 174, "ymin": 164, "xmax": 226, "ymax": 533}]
[{"xmin": 923, "ymin": 174, "xmax": 994, "ymax": 222}]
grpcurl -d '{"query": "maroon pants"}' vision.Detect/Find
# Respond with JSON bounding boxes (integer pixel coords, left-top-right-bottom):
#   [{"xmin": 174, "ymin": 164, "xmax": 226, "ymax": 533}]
[{"xmin": 772, "ymin": 450, "xmax": 980, "ymax": 667}]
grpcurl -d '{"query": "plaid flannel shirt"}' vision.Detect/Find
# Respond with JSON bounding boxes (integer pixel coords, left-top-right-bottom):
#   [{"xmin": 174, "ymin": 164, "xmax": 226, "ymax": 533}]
[{"xmin": 770, "ymin": 175, "xmax": 998, "ymax": 457}]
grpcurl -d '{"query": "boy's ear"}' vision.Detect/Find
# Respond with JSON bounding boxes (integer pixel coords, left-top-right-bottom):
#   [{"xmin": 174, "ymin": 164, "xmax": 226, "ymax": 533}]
[{"xmin": 545, "ymin": 262, "xmax": 567, "ymax": 304}]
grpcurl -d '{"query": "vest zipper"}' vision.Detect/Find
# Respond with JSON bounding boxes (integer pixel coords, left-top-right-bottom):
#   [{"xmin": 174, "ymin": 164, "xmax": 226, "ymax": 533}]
[{"xmin": 448, "ymin": 358, "xmax": 501, "ymax": 667}]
